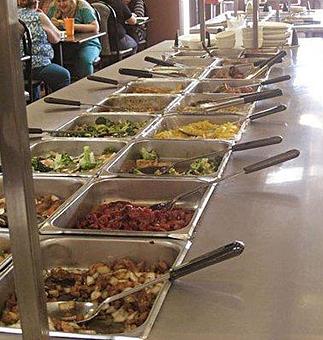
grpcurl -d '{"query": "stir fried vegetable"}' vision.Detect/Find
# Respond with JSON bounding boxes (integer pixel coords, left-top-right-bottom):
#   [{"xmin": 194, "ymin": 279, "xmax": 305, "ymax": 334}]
[
  {"xmin": 32, "ymin": 146, "xmax": 116, "ymax": 174},
  {"xmin": 60, "ymin": 118, "xmax": 147, "ymax": 138}
]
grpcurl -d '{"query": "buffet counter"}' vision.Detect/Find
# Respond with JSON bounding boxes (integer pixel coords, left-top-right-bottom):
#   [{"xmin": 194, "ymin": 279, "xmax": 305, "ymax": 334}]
[{"xmin": 2, "ymin": 38, "xmax": 323, "ymax": 339}]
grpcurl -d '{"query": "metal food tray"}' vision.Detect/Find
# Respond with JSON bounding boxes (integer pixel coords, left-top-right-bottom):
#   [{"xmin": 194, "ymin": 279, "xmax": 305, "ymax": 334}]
[
  {"xmin": 168, "ymin": 93, "xmax": 255, "ymax": 116},
  {"xmin": 115, "ymin": 79, "xmax": 194, "ymax": 94},
  {"xmin": 40, "ymin": 177, "xmax": 214, "ymax": 239},
  {"xmin": 203, "ymin": 64, "xmax": 267, "ymax": 80},
  {"xmin": 103, "ymin": 139, "xmax": 231, "ymax": 181},
  {"xmin": 0, "ymin": 236, "xmax": 190, "ymax": 339},
  {"xmin": 170, "ymin": 50, "xmax": 209, "ymax": 57},
  {"xmin": 149, "ymin": 66, "xmax": 207, "ymax": 79},
  {"xmin": 48, "ymin": 113, "xmax": 159, "ymax": 141},
  {"xmin": 218, "ymin": 57, "xmax": 267, "ymax": 66},
  {"xmin": 188, "ymin": 79, "xmax": 262, "ymax": 94},
  {"xmin": 142, "ymin": 113, "xmax": 249, "ymax": 142},
  {"xmin": 30, "ymin": 139, "xmax": 127, "ymax": 178},
  {"xmin": 0, "ymin": 235, "xmax": 11, "ymax": 273},
  {"xmin": 164, "ymin": 56, "xmax": 220, "ymax": 67},
  {"xmin": 0, "ymin": 176, "xmax": 86, "ymax": 233},
  {"xmin": 89, "ymin": 94, "xmax": 179, "ymax": 114}
]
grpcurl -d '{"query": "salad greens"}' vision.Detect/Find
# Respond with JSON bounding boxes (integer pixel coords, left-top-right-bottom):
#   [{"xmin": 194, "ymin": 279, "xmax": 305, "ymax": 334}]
[{"xmin": 31, "ymin": 146, "xmax": 115, "ymax": 174}]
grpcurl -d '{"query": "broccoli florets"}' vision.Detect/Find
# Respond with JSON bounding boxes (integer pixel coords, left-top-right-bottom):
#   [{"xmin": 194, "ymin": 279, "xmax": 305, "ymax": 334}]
[
  {"xmin": 79, "ymin": 146, "xmax": 97, "ymax": 170},
  {"xmin": 139, "ymin": 147, "xmax": 158, "ymax": 160}
]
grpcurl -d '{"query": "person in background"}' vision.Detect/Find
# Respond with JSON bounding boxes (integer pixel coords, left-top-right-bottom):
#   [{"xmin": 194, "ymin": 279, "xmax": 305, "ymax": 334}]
[
  {"xmin": 38, "ymin": 0, "xmax": 52, "ymax": 13},
  {"xmin": 98, "ymin": 0, "xmax": 138, "ymax": 54},
  {"xmin": 18, "ymin": 0, "xmax": 70, "ymax": 98},
  {"xmin": 122, "ymin": 0, "xmax": 147, "ymax": 45},
  {"xmin": 47, "ymin": 0, "xmax": 101, "ymax": 78}
]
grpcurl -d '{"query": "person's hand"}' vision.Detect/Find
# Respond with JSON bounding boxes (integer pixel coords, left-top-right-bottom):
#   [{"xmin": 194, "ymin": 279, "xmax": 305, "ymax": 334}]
[
  {"xmin": 51, "ymin": 17, "xmax": 62, "ymax": 28},
  {"xmin": 36, "ymin": 8, "xmax": 43, "ymax": 13}
]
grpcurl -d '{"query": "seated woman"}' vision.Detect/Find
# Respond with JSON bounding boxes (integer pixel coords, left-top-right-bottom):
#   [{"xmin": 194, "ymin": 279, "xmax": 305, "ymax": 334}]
[
  {"xmin": 18, "ymin": 0, "xmax": 70, "ymax": 98},
  {"xmin": 38, "ymin": 0, "xmax": 52, "ymax": 13},
  {"xmin": 47, "ymin": 0, "xmax": 101, "ymax": 78},
  {"xmin": 99, "ymin": 0, "xmax": 138, "ymax": 54},
  {"xmin": 122, "ymin": 0, "xmax": 147, "ymax": 44}
]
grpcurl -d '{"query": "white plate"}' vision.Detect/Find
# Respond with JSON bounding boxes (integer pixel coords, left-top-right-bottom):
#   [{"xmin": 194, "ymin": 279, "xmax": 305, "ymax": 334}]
[
  {"xmin": 259, "ymin": 21, "xmax": 292, "ymax": 29},
  {"xmin": 263, "ymin": 32, "xmax": 289, "ymax": 40},
  {"xmin": 262, "ymin": 39, "xmax": 288, "ymax": 47}
]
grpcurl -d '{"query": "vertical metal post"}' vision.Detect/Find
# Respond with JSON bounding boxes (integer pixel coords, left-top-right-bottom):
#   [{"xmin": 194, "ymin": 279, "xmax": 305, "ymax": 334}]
[
  {"xmin": 0, "ymin": 2, "xmax": 49, "ymax": 339},
  {"xmin": 234, "ymin": 0, "xmax": 238, "ymax": 16},
  {"xmin": 252, "ymin": 0, "xmax": 259, "ymax": 48},
  {"xmin": 198, "ymin": 0, "xmax": 206, "ymax": 44}
]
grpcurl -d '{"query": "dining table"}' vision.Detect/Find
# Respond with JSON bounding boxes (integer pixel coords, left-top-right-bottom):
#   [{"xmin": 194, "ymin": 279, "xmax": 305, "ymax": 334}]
[{"xmin": 55, "ymin": 31, "xmax": 106, "ymax": 66}]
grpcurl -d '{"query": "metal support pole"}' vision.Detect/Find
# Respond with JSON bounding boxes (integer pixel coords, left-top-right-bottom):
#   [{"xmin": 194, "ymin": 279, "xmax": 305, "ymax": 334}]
[
  {"xmin": 252, "ymin": 0, "xmax": 259, "ymax": 48},
  {"xmin": 198, "ymin": 0, "xmax": 206, "ymax": 44},
  {"xmin": 234, "ymin": 0, "xmax": 238, "ymax": 16},
  {"xmin": 0, "ymin": 2, "xmax": 49, "ymax": 339}
]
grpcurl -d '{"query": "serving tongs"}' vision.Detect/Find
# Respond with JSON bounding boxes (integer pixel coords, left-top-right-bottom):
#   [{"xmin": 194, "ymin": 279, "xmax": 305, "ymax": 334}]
[
  {"xmin": 202, "ymin": 89, "xmax": 283, "ymax": 113},
  {"xmin": 119, "ymin": 67, "xmax": 191, "ymax": 79},
  {"xmin": 138, "ymin": 136, "xmax": 283, "ymax": 175},
  {"xmin": 144, "ymin": 56, "xmax": 184, "ymax": 68},
  {"xmin": 234, "ymin": 75, "xmax": 291, "ymax": 90},
  {"xmin": 150, "ymin": 149, "xmax": 300, "ymax": 210},
  {"xmin": 47, "ymin": 240, "xmax": 245, "ymax": 323},
  {"xmin": 246, "ymin": 50, "xmax": 287, "ymax": 80},
  {"xmin": 43, "ymin": 97, "xmax": 116, "ymax": 111}
]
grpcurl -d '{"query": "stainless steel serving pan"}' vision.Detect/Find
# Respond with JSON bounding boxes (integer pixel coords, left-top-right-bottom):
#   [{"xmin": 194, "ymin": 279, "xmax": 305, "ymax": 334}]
[
  {"xmin": 142, "ymin": 113, "xmax": 249, "ymax": 142},
  {"xmin": 47, "ymin": 113, "xmax": 159, "ymax": 141},
  {"xmin": 103, "ymin": 139, "xmax": 231, "ymax": 181},
  {"xmin": 167, "ymin": 93, "xmax": 255, "ymax": 116},
  {"xmin": 149, "ymin": 66, "xmax": 207, "ymax": 78},
  {"xmin": 0, "ymin": 176, "xmax": 86, "ymax": 232},
  {"xmin": 40, "ymin": 177, "xmax": 214, "ymax": 239},
  {"xmin": 0, "ymin": 236, "xmax": 190, "ymax": 339},
  {"xmin": 89, "ymin": 94, "xmax": 179, "ymax": 114},
  {"xmin": 188, "ymin": 79, "xmax": 262, "ymax": 94},
  {"xmin": 203, "ymin": 64, "xmax": 268, "ymax": 80},
  {"xmin": 115, "ymin": 79, "xmax": 194, "ymax": 95},
  {"xmin": 30, "ymin": 139, "xmax": 126, "ymax": 178},
  {"xmin": 0, "ymin": 235, "xmax": 11, "ymax": 273},
  {"xmin": 164, "ymin": 55, "xmax": 220, "ymax": 67}
]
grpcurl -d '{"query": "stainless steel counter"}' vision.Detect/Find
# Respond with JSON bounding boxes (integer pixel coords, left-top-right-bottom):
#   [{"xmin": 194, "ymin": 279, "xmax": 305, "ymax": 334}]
[{"xmin": 4, "ymin": 38, "xmax": 323, "ymax": 339}]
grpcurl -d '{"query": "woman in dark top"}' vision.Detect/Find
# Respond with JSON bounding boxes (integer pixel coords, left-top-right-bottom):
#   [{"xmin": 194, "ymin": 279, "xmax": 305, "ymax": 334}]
[
  {"xmin": 101, "ymin": 0, "xmax": 138, "ymax": 53},
  {"xmin": 122, "ymin": 0, "xmax": 147, "ymax": 44}
]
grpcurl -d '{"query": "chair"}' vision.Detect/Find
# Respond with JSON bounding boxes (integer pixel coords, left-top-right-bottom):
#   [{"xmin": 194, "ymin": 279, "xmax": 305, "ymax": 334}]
[
  {"xmin": 91, "ymin": 2, "xmax": 133, "ymax": 65},
  {"xmin": 19, "ymin": 19, "xmax": 48, "ymax": 102}
]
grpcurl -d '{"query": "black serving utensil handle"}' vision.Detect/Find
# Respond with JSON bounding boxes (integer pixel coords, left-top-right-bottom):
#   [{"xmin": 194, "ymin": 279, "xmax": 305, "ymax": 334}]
[
  {"xmin": 243, "ymin": 89, "xmax": 283, "ymax": 104},
  {"xmin": 87, "ymin": 75, "xmax": 119, "ymax": 86},
  {"xmin": 232, "ymin": 135, "xmax": 283, "ymax": 152},
  {"xmin": 243, "ymin": 149, "xmax": 300, "ymax": 174},
  {"xmin": 170, "ymin": 241, "xmax": 245, "ymax": 280},
  {"xmin": 248, "ymin": 104, "xmax": 287, "ymax": 121},
  {"xmin": 119, "ymin": 68, "xmax": 153, "ymax": 78},
  {"xmin": 28, "ymin": 128, "xmax": 44, "ymax": 134},
  {"xmin": 261, "ymin": 75, "xmax": 291, "ymax": 86},
  {"xmin": 144, "ymin": 56, "xmax": 175, "ymax": 67},
  {"xmin": 44, "ymin": 97, "xmax": 81, "ymax": 106},
  {"xmin": 266, "ymin": 50, "xmax": 287, "ymax": 69}
]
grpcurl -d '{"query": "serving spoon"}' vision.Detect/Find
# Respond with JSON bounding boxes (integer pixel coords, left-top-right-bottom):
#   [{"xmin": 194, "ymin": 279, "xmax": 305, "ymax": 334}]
[
  {"xmin": 47, "ymin": 240, "xmax": 245, "ymax": 323},
  {"xmin": 136, "ymin": 136, "xmax": 283, "ymax": 175},
  {"xmin": 150, "ymin": 149, "xmax": 300, "ymax": 210}
]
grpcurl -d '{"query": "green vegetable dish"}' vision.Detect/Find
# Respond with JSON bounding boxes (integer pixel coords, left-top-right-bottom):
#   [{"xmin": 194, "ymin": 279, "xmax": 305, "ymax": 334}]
[
  {"xmin": 32, "ymin": 146, "xmax": 116, "ymax": 174},
  {"xmin": 61, "ymin": 117, "xmax": 147, "ymax": 138},
  {"xmin": 124, "ymin": 147, "xmax": 222, "ymax": 176}
]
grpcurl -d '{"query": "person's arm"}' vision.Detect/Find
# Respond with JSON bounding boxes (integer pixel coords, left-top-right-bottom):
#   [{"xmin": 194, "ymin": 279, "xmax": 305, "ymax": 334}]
[
  {"xmin": 74, "ymin": 20, "xmax": 99, "ymax": 33},
  {"xmin": 74, "ymin": 7, "xmax": 99, "ymax": 33},
  {"xmin": 122, "ymin": 2, "xmax": 137, "ymax": 25},
  {"xmin": 39, "ymin": 12, "xmax": 61, "ymax": 44},
  {"xmin": 132, "ymin": 0, "xmax": 145, "ymax": 17}
]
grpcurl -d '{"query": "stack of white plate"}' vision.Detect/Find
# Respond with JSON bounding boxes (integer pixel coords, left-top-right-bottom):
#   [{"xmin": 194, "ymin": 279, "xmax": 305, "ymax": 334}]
[
  {"xmin": 242, "ymin": 27, "xmax": 263, "ymax": 48},
  {"xmin": 259, "ymin": 22, "xmax": 291, "ymax": 47},
  {"xmin": 179, "ymin": 34, "xmax": 217, "ymax": 50},
  {"xmin": 215, "ymin": 31, "xmax": 236, "ymax": 49}
]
